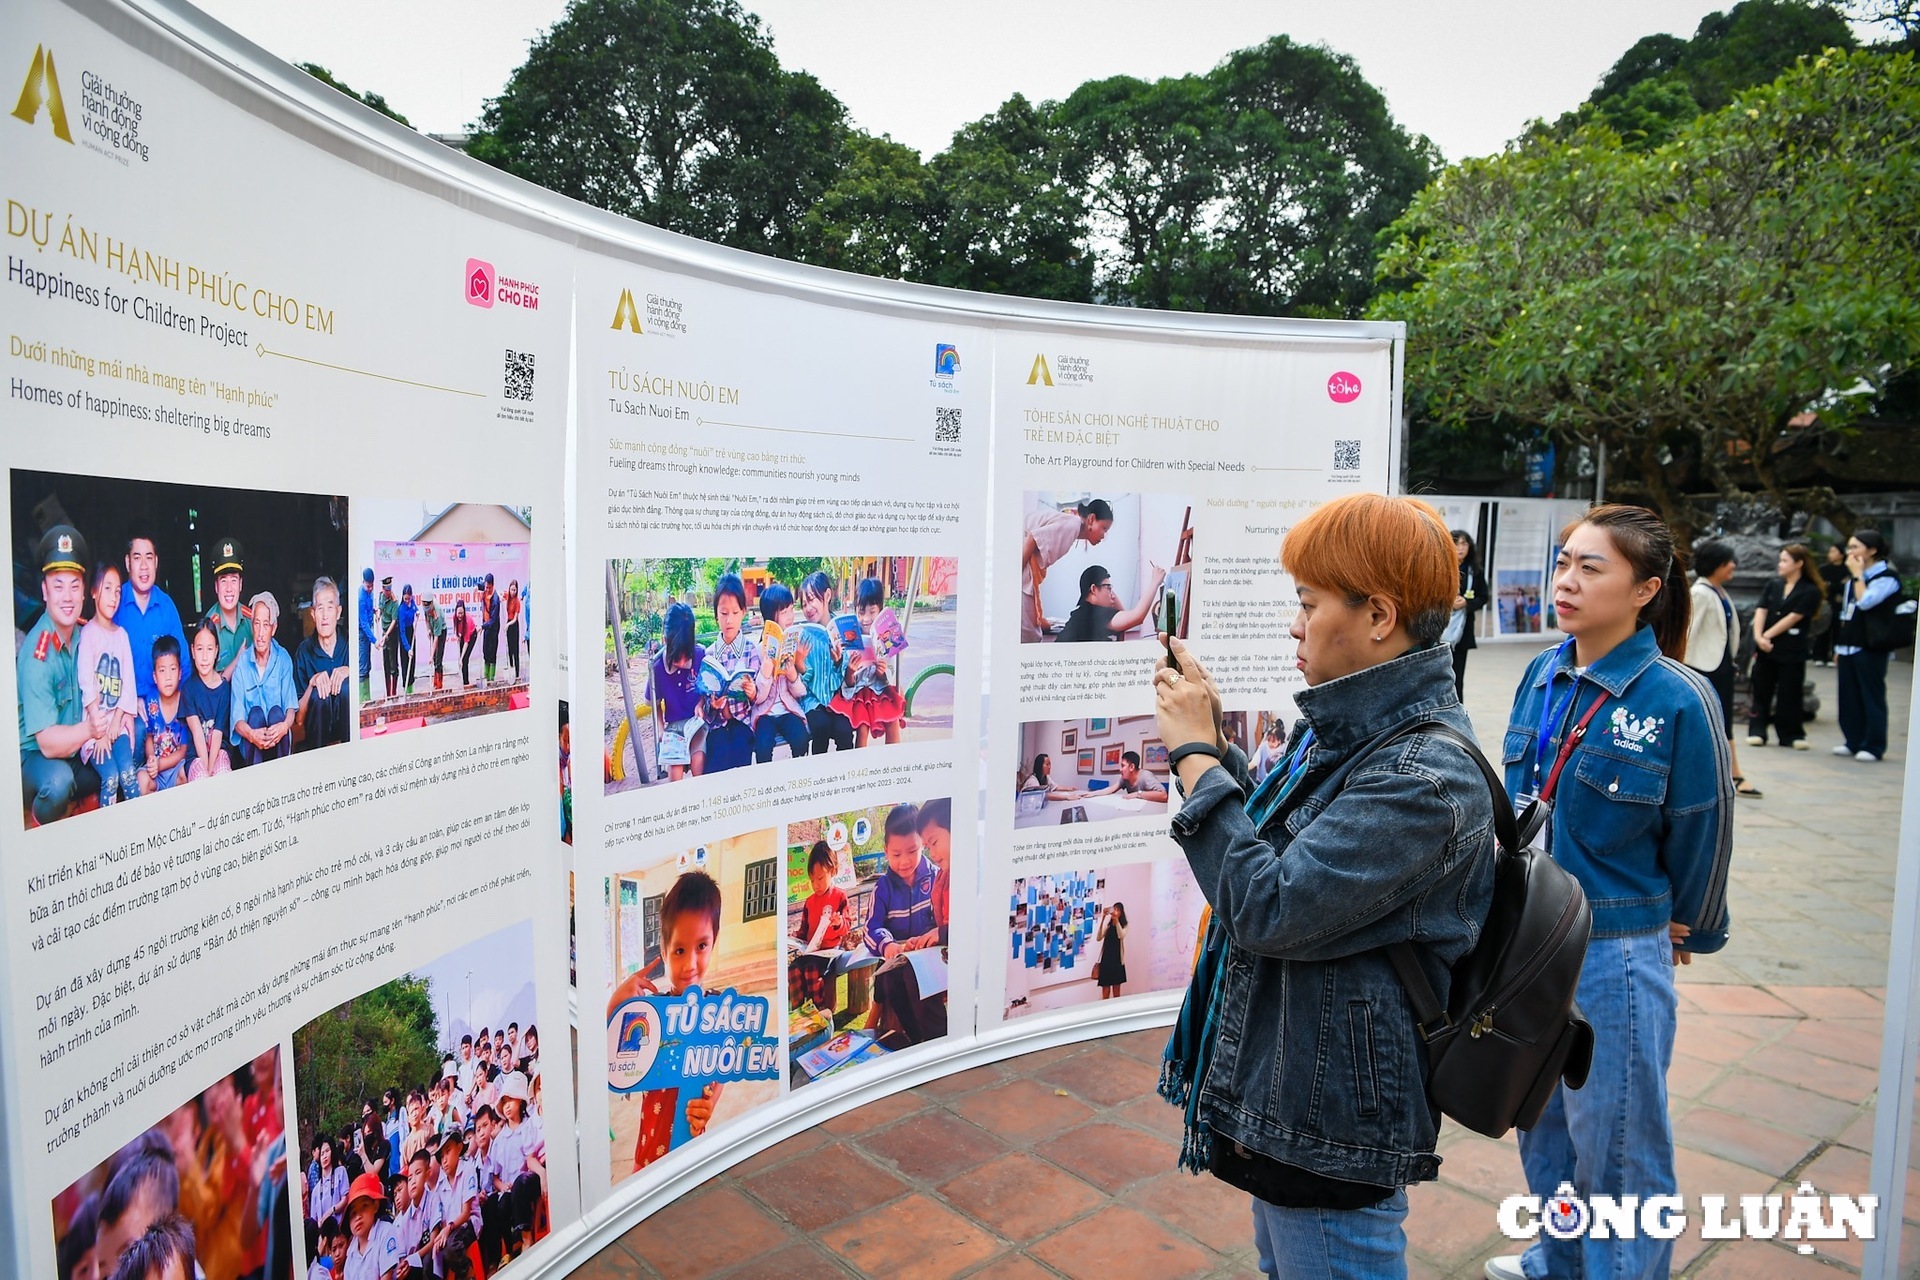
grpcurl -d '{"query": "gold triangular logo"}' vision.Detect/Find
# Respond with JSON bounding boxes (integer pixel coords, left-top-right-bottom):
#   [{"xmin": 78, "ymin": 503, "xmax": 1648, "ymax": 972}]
[
  {"xmin": 611, "ymin": 288, "xmax": 643, "ymax": 333},
  {"xmin": 1026, "ymin": 354, "xmax": 1053, "ymax": 387},
  {"xmin": 12, "ymin": 46, "xmax": 73, "ymax": 143}
]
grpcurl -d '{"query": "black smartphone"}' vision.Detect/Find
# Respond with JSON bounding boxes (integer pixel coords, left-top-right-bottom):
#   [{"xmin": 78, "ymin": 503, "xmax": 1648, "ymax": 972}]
[{"xmin": 1160, "ymin": 590, "xmax": 1180, "ymax": 672}]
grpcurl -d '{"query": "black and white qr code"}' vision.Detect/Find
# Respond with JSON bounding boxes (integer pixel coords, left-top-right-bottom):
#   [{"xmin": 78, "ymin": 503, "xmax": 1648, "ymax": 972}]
[
  {"xmin": 934, "ymin": 406, "xmax": 963, "ymax": 443},
  {"xmin": 1333, "ymin": 439, "xmax": 1361, "ymax": 471},
  {"xmin": 504, "ymin": 349, "xmax": 536, "ymax": 402}
]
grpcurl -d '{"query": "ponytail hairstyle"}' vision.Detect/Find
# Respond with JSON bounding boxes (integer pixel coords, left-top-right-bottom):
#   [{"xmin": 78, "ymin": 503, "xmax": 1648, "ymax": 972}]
[
  {"xmin": 1566, "ymin": 504, "xmax": 1691, "ymax": 660},
  {"xmin": 1076, "ymin": 498, "xmax": 1113, "ymax": 523}
]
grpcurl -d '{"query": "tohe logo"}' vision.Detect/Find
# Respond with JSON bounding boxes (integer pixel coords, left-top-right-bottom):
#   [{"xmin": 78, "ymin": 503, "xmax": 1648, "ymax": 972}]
[
  {"xmin": 1327, "ymin": 371, "xmax": 1363, "ymax": 403},
  {"xmin": 465, "ymin": 259, "xmax": 495, "ymax": 308},
  {"xmin": 611, "ymin": 289, "xmax": 644, "ymax": 334},
  {"xmin": 12, "ymin": 44, "xmax": 73, "ymax": 143}
]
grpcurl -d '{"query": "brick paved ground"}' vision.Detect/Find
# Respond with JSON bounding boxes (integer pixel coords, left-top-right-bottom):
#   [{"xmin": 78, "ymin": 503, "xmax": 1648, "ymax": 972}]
[{"xmin": 582, "ymin": 644, "xmax": 1919, "ymax": 1279}]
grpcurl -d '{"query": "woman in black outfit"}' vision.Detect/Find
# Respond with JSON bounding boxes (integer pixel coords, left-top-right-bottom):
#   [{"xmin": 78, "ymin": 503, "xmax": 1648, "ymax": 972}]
[
  {"xmin": 1747, "ymin": 543, "xmax": 1823, "ymax": 748},
  {"xmin": 1816, "ymin": 543, "xmax": 1850, "ymax": 666},
  {"xmin": 1445, "ymin": 530, "xmax": 1488, "ymax": 697},
  {"xmin": 1094, "ymin": 902, "xmax": 1127, "ymax": 999}
]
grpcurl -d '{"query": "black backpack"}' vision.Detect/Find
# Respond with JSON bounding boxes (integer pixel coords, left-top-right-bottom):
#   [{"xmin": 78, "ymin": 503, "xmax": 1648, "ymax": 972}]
[
  {"xmin": 1376, "ymin": 721, "xmax": 1595, "ymax": 1139},
  {"xmin": 1860, "ymin": 572, "xmax": 1919, "ymax": 653}
]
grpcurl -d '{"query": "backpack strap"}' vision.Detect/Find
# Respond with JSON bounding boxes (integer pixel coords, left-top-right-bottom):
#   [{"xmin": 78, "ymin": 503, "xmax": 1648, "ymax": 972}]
[{"xmin": 1360, "ymin": 719, "xmax": 1518, "ymax": 1043}]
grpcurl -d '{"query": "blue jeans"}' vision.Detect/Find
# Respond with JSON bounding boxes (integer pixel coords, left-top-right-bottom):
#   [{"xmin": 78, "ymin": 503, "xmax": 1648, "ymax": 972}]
[
  {"xmin": 96, "ymin": 732, "xmax": 139, "ymax": 804},
  {"xmin": 21, "ymin": 751, "xmax": 100, "ymax": 824},
  {"xmin": 1252, "ymin": 1189, "xmax": 1408, "ymax": 1279},
  {"xmin": 1518, "ymin": 931, "xmax": 1677, "ymax": 1280},
  {"xmin": 1836, "ymin": 649, "xmax": 1890, "ymax": 758}
]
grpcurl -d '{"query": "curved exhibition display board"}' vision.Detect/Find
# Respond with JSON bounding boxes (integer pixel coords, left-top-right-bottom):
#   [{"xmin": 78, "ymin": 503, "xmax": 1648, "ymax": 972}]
[{"xmin": 0, "ymin": 1, "xmax": 1408, "ymax": 1276}]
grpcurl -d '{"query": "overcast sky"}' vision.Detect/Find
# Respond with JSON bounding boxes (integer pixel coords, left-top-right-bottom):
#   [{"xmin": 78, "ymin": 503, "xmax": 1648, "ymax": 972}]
[{"xmin": 190, "ymin": 1, "xmax": 1871, "ymax": 163}]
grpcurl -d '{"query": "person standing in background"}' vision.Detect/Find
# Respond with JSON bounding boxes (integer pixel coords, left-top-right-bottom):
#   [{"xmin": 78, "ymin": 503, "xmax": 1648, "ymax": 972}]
[
  {"xmin": 1444, "ymin": 530, "xmax": 1487, "ymax": 697},
  {"xmin": 356, "ymin": 568, "xmax": 376, "ymax": 701},
  {"xmin": 1684, "ymin": 541, "xmax": 1760, "ymax": 798},
  {"xmin": 1835, "ymin": 529, "xmax": 1901, "ymax": 763},
  {"xmin": 1746, "ymin": 544, "xmax": 1821, "ymax": 750},
  {"xmin": 1816, "ymin": 543, "xmax": 1849, "ymax": 666}
]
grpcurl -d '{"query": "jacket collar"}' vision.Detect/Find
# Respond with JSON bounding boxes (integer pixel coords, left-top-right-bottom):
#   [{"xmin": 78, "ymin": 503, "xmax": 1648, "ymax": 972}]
[
  {"xmin": 1529, "ymin": 623, "xmax": 1662, "ymax": 697},
  {"xmin": 1292, "ymin": 643, "xmax": 1461, "ymax": 752}
]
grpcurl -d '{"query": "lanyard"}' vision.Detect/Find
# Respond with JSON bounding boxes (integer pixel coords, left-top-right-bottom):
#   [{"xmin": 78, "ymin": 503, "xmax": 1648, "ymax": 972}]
[
  {"xmin": 1244, "ymin": 728, "xmax": 1317, "ymax": 831},
  {"xmin": 1533, "ymin": 638, "xmax": 1581, "ymax": 782}
]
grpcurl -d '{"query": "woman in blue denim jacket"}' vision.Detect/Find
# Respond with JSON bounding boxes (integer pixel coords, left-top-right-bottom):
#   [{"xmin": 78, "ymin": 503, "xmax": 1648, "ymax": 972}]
[
  {"xmin": 1154, "ymin": 494, "xmax": 1497, "ymax": 1279},
  {"xmin": 1486, "ymin": 504, "xmax": 1733, "ymax": 1280}
]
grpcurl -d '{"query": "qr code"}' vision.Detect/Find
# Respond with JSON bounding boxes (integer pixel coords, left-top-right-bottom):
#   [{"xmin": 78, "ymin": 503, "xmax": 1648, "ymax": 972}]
[
  {"xmin": 504, "ymin": 349, "xmax": 535, "ymax": 402},
  {"xmin": 1333, "ymin": 439, "xmax": 1361, "ymax": 471},
  {"xmin": 934, "ymin": 406, "xmax": 962, "ymax": 442}
]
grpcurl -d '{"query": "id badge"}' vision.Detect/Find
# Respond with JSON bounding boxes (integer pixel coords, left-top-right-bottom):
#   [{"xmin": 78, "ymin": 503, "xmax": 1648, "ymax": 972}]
[{"xmin": 1513, "ymin": 791, "xmax": 1551, "ymax": 854}]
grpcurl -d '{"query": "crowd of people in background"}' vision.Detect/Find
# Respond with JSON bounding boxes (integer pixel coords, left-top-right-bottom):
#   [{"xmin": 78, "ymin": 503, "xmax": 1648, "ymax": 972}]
[
  {"xmin": 20, "ymin": 524, "xmax": 348, "ymax": 826},
  {"xmin": 359, "ymin": 570, "xmax": 527, "ymax": 702},
  {"xmin": 53, "ymin": 1050, "xmax": 290, "ymax": 1280},
  {"xmin": 303, "ymin": 1025, "xmax": 545, "ymax": 1278}
]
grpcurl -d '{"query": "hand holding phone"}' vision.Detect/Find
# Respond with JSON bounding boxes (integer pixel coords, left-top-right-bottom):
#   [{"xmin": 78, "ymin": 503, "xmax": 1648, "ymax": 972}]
[{"xmin": 1160, "ymin": 591, "xmax": 1181, "ymax": 672}]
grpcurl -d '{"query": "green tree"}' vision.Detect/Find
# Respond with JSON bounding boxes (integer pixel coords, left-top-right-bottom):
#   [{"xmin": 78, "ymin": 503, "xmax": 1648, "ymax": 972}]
[
  {"xmin": 921, "ymin": 95, "xmax": 1093, "ymax": 302},
  {"xmin": 792, "ymin": 133, "xmax": 934, "ymax": 279},
  {"xmin": 292, "ymin": 977, "xmax": 440, "ymax": 1147},
  {"xmin": 298, "ymin": 64, "xmax": 412, "ymax": 127},
  {"xmin": 1374, "ymin": 50, "xmax": 1920, "ymax": 541},
  {"xmin": 468, "ymin": 0, "xmax": 847, "ymax": 257}
]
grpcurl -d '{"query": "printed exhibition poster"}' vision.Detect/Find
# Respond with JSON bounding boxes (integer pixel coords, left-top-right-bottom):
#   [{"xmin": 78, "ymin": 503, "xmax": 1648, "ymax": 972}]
[
  {"xmin": 0, "ymin": 7, "xmax": 577, "ymax": 1276},
  {"xmin": 571, "ymin": 254, "xmax": 990, "ymax": 1203},
  {"xmin": 986, "ymin": 325, "xmax": 1398, "ymax": 1028}
]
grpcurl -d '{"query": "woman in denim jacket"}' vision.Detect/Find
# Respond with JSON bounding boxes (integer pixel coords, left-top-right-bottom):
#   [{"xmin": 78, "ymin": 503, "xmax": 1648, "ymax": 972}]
[
  {"xmin": 1155, "ymin": 494, "xmax": 1497, "ymax": 1279},
  {"xmin": 1486, "ymin": 505, "xmax": 1733, "ymax": 1280}
]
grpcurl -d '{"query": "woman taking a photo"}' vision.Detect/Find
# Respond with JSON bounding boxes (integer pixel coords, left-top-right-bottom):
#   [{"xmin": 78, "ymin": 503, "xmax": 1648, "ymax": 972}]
[
  {"xmin": 1445, "ymin": 529, "xmax": 1487, "ymax": 697},
  {"xmin": 1093, "ymin": 903, "xmax": 1127, "ymax": 999},
  {"xmin": 1154, "ymin": 493, "xmax": 1495, "ymax": 1279},
  {"xmin": 1835, "ymin": 529, "xmax": 1900, "ymax": 762},
  {"xmin": 1747, "ymin": 544, "xmax": 1822, "ymax": 749},
  {"xmin": 1486, "ymin": 504, "xmax": 1733, "ymax": 1280}
]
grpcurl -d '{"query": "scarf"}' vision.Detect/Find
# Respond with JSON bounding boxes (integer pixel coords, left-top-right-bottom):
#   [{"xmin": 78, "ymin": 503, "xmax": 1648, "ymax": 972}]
[{"xmin": 1159, "ymin": 729, "xmax": 1315, "ymax": 1174}]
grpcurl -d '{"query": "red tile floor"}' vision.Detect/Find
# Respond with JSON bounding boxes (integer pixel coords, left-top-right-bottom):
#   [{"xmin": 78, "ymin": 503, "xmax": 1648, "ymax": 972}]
[{"xmin": 574, "ymin": 986, "xmax": 1916, "ymax": 1279}]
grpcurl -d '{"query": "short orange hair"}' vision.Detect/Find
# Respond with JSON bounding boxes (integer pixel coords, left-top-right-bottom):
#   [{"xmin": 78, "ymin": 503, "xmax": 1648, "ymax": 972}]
[{"xmin": 1280, "ymin": 493, "xmax": 1459, "ymax": 644}]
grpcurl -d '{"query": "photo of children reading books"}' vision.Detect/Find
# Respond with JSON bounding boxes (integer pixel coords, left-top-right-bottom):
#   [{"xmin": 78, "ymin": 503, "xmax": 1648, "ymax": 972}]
[
  {"xmin": 604, "ymin": 557, "xmax": 959, "ymax": 793},
  {"xmin": 785, "ymin": 798, "xmax": 952, "ymax": 1088},
  {"xmin": 605, "ymin": 831, "xmax": 782, "ymax": 1183}
]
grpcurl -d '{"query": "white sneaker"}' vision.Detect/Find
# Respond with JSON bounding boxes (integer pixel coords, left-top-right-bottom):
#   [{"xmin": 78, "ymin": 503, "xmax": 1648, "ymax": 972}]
[
  {"xmin": 1834, "ymin": 744, "xmax": 1855, "ymax": 756},
  {"xmin": 1857, "ymin": 750, "xmax": 1881, "ymax": 762},
  {"xmin": 1485, "ymin": 1258, "xmax": 1528, "ymax": 1280},
  {"xmin": 1745, "ymin": 735, "xmax": 1766, "ymax": 746},
  {"xmin": 1790, "ymin": 739, "xmax": 1810, "ymax": 750}
]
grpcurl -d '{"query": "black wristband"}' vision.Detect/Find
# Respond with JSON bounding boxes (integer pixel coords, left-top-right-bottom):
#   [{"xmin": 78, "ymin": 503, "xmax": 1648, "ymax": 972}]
[{"xmin": 1167, "ymin": 741, "xmax": 1223, "ymax": 769}]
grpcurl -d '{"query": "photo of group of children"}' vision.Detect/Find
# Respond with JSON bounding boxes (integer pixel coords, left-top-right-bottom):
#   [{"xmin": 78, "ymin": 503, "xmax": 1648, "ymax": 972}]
[
  {"xmin": 605, "ymin": 832, "xmax": 782, "ymax": 1182},
  {"xmin": 50, "ymin": 1046, "xmax": 293, "ymax": 1280},
  {"xmin": 1004, "ymin": 859, "xmax": 1207, "ymax": 1021},
  {"xmin": 355, "ymin": 500, "xmax": 534, "ymax": 737},
  {"xmin": 1019, "ymin": 492, "xmax": 1195, "ymax": 644},
  {"xmin": 291, "ymin": 919, "xmax": 548, "ymax": 1278},
  {"xmin": 786, "ymin": 798, "xmax": 952, "ymax": 1087},
  {"xmin": 602, "ymin": 557, "xmax": 958, "ymax": 792},
  {"xmin": 12, "ymin": 469, "xmax": 350, "ymax": 829}
]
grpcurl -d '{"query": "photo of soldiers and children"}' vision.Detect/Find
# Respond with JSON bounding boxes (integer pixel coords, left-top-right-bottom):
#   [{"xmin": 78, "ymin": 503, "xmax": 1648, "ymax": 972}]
[
  {"xmin": 786, "ymin": 798, "xmax": 952, "ymax": 1088},
  {"xmin": 291, "ymin": 919, "xmax": 548, "ymax": 1280},
  {"xmin": 50, "ymin": 1045, "xmax": 294, "ymax": 1280},
  {"xmin": 355, "ymin": 500, "xmax": 533, "ymax": 738},
  {"xmin": 602, "ymin": 556, "xmax": 958, "ymax": 793},
  {"xmin": 12, "ymin": 469, "xmax": 350, "ymax": 830},
  {"xmin": 605, "ymin": 831, "xmax": 782, "ymax": 1184}
]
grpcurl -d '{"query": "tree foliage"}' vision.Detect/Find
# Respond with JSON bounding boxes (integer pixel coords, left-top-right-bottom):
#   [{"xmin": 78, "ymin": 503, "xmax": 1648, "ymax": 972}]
[
  {"xmin": 292, "ymin": 977, "xmax": 439, "ymax": 1148},
  {"xmin": 468, "ymin": 0, "xmax": 847, "ymax": 258},
  {"xmin": 1373, "ymin": 49, "xmax": 1920, "ymax": 540},
  {"xmin": 298, "ymin": 64, "xmax": 412, "ymax": 127}
]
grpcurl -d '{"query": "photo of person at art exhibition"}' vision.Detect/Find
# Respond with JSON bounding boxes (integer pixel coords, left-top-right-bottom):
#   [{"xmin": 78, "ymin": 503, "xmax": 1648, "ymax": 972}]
[
  {"xmin": 355, "ymin": 499, "xmax": 533, "ymax": 736},
  {"xmin": 1003, "ymin": 861, "xmax": 1206, "ymax": 1020},
  {"xmin": 604, "ymin": 832, "xmax": 781, "ymax": 1181},
  {"xmin": 603, "ymin": 557, "xmax": 959, "ymax": 793},
  {"xmin": 1020, "ymin": 491, "xmax": 1195, "ymax": 643},
  {"xmin": 50, "ymin": 1046, "xmax": 293, "ymax": 1280},
  {"xmin": 1013, "ymin": 713, "xmax": 1247, "ymax": 830},
  {"xmin": 291, "ymin": 919, "xmax": 548, "ymax": 1276},
  {"xmin": 12, "ymin": 470, "xmax": 348, "ymax": 827},
  {"xmin": 784, "ymin": 799, "xmax": 953, "ymax": 1085}
]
